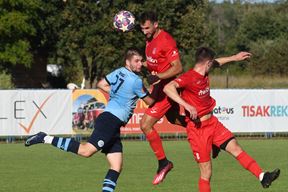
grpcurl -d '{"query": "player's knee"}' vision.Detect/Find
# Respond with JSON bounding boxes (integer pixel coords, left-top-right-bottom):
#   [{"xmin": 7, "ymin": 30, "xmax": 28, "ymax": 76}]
[
  {"xmin": 200, "ymin": 169, "xmax": 212, "ymax": 180},
  {"xmin": 78, "ymin": 143, "xmax": 97, "ymax": 157},
  {"xmin": 225, "ymin": 139, "xmax": 243, "ymax": 157},
  {"xmin": 110, "ymin": 163, "xmax": 123, "ymax": 173},
  {"xmin": 199, "ymin": 163, "xmax": 212, "ymax": 179},
  {"xmin": 140, "ymin": 118, "xmax": 151, "ymax": 133}
]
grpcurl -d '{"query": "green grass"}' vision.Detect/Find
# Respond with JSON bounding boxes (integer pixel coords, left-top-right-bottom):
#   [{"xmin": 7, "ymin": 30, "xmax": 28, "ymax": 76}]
[{"xmin": 0, "ymin": 139, "xmax": 287, "ymax": 192}]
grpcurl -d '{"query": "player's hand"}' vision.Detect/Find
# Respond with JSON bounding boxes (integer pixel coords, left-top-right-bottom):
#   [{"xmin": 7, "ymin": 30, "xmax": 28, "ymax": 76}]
[
  {"xmin": 184, "ymin": 104, "xmax": 197, "ymax": 120},
  {"xmin": 233, "ymin": 52, "xmax": 252, "ymax": 61},
  {"xmin": 147, "ymin": 73, "xmax": 161, "ymax": 85}
]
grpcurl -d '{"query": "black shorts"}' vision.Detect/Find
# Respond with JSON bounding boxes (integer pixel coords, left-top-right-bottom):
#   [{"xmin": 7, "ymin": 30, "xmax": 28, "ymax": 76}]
[{"xmin": 88, "ymin": 112, "xmax": 124, "ymax": 154}]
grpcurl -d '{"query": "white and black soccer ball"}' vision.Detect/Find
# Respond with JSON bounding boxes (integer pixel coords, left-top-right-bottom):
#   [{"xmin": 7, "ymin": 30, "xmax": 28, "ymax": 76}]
[{"xmin": 113, "ymin": 10, "xmax": 135, "ymax": 32}]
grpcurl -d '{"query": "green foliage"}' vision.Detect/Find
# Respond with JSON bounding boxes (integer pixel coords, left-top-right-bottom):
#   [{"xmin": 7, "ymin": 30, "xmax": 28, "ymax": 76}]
[
  {"xmin": 249, "ymin": 37, "xmax": 288, "ymax": 76},
  {"xmin": 0, "ymin": 70, "xmax": 14, "ymax": 88},
  {"xmin": 0, "ymin": 0, "xmax": 65, "ymax": 87},
  {"xmin": 52, "ymin": 0, "xmax": 207, "ymax": 87},
  {"xmin": 207, "ymin": 0, "xmax": 288, "ymax": 77},
  {"xmin": 234, "ymin": 4, "xmax": 287, "ymax": 51},
  {"xmin": 1, "ymin": 0, "xmax": 287, "ymax": 87}
]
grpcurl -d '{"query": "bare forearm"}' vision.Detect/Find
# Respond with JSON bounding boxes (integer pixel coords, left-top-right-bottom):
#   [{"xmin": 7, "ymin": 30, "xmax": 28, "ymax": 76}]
[
  {"xmin": 215, "ymin": 52, "xmax": 252, "ymax": 66},
  {"xmin": 98, "ymin": 86, "xmax": 110, "ymax": 93},
  {"xmin": 157, "ymin": 60, "xmax": 183, "ymax": 79},
  {"xmin": 215, "ymin": 55, "xmax": 237, "ymax": 66},
  {"xmin": 163, "ymin": 84, "xmax": 188, "ymax": 107}
]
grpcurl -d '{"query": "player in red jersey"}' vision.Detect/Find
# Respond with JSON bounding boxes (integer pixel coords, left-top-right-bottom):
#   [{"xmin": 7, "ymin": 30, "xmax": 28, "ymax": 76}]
[
  {"xmin": 163, "ymin": 47, "xmax": 280, "ymax": 192},
  {"xmin": 139, "ymin": 11, "xmax": 221, "ymax": 185},
  {"xmin": 139, "ymin": 11, "xmax": 182, "ymax": 185}
]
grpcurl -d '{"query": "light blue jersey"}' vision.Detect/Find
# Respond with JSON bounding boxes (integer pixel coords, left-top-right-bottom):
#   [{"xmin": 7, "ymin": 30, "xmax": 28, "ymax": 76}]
[{"xmin": 104, "ymin": 67, "xmax": 148, "ymax": 123}]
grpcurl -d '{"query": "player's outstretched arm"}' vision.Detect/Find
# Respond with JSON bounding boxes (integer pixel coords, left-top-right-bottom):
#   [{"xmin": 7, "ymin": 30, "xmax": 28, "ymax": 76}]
[
  {"xmin": 163, "ymin": 81, "xmax": 197, "ymax": 120},
  {"xmin": 215, "ymin": 52, "xmax": 252, "ymax": 66},
  {"xmin": 97, "ymin": 78, "xmax": 110, "ymax": 93}
]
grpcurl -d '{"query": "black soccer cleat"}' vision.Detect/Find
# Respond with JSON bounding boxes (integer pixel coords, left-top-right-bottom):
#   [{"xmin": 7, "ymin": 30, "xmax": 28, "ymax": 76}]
[
  {"xmin": 261, "ymin": 168, "xmax": 280, "ymax": 188},
  {"xmin": 212, "ymin": 144, "xmax": 221, "ymax": 159},
  {"xmin": 25, "ymin": 132, "xmax": 47, "ymax": 147}
]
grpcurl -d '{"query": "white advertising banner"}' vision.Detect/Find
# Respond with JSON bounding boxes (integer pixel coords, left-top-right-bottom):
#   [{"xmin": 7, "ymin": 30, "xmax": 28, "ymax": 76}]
[
  {"xmin": 211, "ymin": 89, "xmax": 288, "ymax": 132},
  {"xmin": 0, "ymin": 90, "xmax": 72, "ymax": 136}
]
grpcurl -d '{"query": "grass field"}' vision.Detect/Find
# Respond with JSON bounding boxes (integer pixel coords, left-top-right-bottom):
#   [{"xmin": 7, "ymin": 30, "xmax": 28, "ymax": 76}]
[{"xmin": 0, "ymin": 139, "xmax": 287, "ymax": 192}]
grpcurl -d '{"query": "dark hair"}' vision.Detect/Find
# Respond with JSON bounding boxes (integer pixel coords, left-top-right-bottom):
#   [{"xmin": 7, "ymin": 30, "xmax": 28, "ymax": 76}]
[
  {"xmin": 195, "ymin": 47, "xmax": 216, "ymax": 63},
  {"xmin": 125, "ymin": 48, "xmax": 142, "ymax": 61},
  {"xmin": 139, "ymin": 11, "xmax": 158, "ymax": 24}
]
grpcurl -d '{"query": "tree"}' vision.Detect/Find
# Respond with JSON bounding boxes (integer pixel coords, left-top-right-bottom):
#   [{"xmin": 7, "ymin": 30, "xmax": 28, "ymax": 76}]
[
  {"xmin": 0, "ymin": 0, "xmax": 65, "ymax": 87},
  {"xmin": 52, "ymin": 0, "xmax": 208, "ymax": 88}
]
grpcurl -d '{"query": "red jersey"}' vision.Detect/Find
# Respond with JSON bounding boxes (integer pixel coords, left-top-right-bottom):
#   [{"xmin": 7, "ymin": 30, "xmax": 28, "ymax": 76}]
[
  {"xmin": 145, "ymin": 30, "xmax": 180, "ymax": 73},
  {"xmin": 174, "ymin": 69, "xmax": 216, "ymax": 117}
]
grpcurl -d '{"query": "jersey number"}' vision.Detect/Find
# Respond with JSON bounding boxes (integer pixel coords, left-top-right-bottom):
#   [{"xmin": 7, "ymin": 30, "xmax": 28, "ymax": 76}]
[{"xmin": 111, "ymin": 75, "xmax": 124, "ymax": 93}]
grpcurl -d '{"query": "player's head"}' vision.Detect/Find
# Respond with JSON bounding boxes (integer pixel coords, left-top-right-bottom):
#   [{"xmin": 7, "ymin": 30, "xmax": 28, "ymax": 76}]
[
  {"xmin": 139, "ymin": 11, "xmax": 159, "ymax": 41},
  {"xmin": 125, "ymin": 48, "xmax": 143, "ymax": 73},
  {"xmin": 195, "ymin": 47, "xmax": 217, "ymax": 74}
]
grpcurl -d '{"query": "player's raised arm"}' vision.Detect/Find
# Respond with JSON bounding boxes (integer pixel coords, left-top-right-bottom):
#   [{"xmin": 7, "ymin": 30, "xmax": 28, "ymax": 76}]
[
  {"xmin": 97, "ymin": 78, "xmax": 110, "ymax": 93},
  {"xmin": 215, "ymin": 52, "xmax": 251, "ymax": 66}
]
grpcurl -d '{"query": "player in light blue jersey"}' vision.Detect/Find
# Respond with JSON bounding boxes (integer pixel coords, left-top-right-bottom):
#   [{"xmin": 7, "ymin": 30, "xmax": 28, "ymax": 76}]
[
  {"xmin": 104, "ymin": 66, "xmax": 147, "ymax": 123},
  {"xmin": 24, "ymin": 48, "xmax": 155, "ymax": 192}
]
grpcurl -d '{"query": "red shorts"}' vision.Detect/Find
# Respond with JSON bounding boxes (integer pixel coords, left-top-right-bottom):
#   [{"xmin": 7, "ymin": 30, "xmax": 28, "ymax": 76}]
[
  {"xmin": 186, "ymin": 115, "xmax": 234, "ymax": 163},
  {"xmin": 145, "ymin": 79, "xmax": 176, "ymax": 119}
]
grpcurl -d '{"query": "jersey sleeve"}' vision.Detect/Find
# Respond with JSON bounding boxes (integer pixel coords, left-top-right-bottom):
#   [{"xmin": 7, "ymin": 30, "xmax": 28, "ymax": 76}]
[
  {"xmin": 133, "ymin": 78, "xmax": 149, "ymax": 99},
  {"xmin": 174, "ymin": 72, "xmax": 190, "ymax": 88},
  {"xmin": 105, "ymin": 70, "xmax": 117, "ymax": 85},
  {"xmin": 162, "ymin": 35, "xmax": 180, "ymax": 64}
]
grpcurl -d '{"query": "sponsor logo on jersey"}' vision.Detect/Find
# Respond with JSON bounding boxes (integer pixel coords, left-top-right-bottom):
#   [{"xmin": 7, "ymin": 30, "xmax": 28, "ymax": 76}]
[
  {"xmin": 198, "ymin": 87, "xmax": 210, "ymax": 96},
  {"xmin": 147, "ymin": 56, "xmax": 158, "ymax": 64}
]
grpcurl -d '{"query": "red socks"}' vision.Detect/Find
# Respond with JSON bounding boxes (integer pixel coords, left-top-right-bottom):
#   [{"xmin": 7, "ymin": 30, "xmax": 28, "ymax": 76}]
[
  {"xmin": 145, "ymin": 130, "xmax": 166, "ymax": 160},
  {"xmin": 199, "ymin": 178, "xmax": 210, "ymax": 192},
  {"xmin": 236, "ymin": 151, "xmax": 263, "ymax": 178}
]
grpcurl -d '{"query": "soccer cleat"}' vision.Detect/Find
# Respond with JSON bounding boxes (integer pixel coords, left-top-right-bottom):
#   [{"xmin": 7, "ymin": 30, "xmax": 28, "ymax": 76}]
[
  {"xmin": 152, "ymin": 161, "xmax": 174, "ymax": 185},
  {"xmin": 261, "ymin": 168, "xmax": 280, "ymax": 188},
  {"xmin": 212, "ymin": 144, "xmax": 221, "ymax": 159},
  {"xmin": 25, "ymin": 132, "xmax": 47, "ymax": 147}
]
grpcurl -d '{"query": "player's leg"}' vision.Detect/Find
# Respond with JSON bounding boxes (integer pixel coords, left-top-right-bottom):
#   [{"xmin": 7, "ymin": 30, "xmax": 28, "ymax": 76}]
[
  {"xmin": 225, "ymin": 138, "xmax": 280, "ymax": 188},
  {"xmin": 25, "ymin": 131, "xmax": 95, "ymax": 156},
  {"xmin": 186, "ymin": 120, "xmax": 214, "ymax": 192},
  {"xmin": 102, "ymin": 152, "xmax": 122, "ymax": 192},
  {"xmin": 198, "ymin": 161, "xmax": 212, "ymax": 192},
  {"xmin": 213, "ymin": 118, "xmax": 280, "ymax": 188},
  {"xmin": 140, "ymin": 114, "xmax": 166, "ymax": 161},
  {"xmin": 140, "ymin": 113, "xmax": 173, "ymax": 185},
  {"xmin": 101, "ymin": 135, "xmax": 123, "ymax": 192}
]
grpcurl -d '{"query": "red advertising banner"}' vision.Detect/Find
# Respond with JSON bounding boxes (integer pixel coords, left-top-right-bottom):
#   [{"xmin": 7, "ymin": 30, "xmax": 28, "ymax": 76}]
[{"xmin": 72, "ymin": 89, "xmax": 185, "ymax": 134}]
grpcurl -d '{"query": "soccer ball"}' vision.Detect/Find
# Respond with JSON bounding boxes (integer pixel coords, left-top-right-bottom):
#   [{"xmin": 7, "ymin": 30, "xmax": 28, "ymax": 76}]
[{"xmin": 113, "ymin": 10, "xmax": 135, "ymax": 32}]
